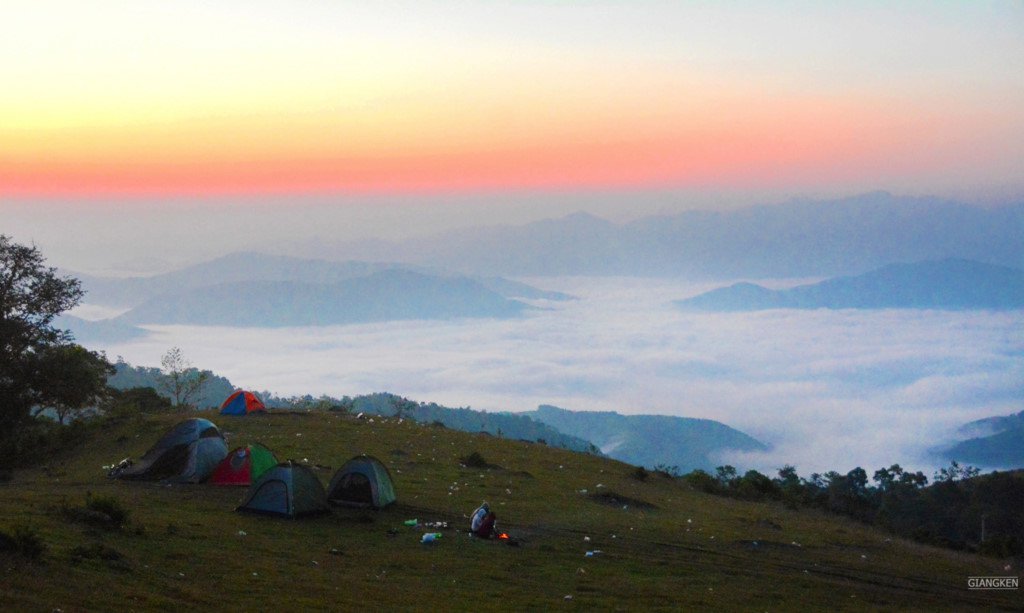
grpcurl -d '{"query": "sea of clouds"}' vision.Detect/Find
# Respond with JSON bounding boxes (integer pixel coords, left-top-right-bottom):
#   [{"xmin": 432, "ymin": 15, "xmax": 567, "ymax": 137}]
[{"xmin": 88, "ymin": 277, "xmax": 1023, "ymax": 477}]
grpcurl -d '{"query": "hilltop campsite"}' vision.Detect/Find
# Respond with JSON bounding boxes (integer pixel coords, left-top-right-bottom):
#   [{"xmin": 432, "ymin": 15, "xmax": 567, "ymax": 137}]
[
  {"xmin": 4, "ymin": 2, "xmax": 1024, "ymax": 608},
  {"xmin": 0, "ymin": 408, "xmax": 1019, "ymax": 611}
]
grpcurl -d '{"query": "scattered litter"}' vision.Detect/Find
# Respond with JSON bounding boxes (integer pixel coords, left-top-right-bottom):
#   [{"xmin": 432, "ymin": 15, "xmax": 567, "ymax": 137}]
[
  {"xmin": 579, "ymin": 489, "xmax": 588, "ymax": 494},
  {"xmin": 311, "ymin": 561, "xmax": 318, "ymax": 566},
  {"xmin": 178, "ymin": 573, "xmax": 185, "ymax": 578},
  {"xmin": 329, "ymin": 548, "xmax": 342, "ymax": 556},
  {"xmin": 564, "ymin": 595, "xmax": 573, "ymax": 600},
  {"xmin": 237, "ymin": 530, "xmax": 247, "ymax": 537},
  {"xmin": 596, "ymin": 483, "xmax": 605, "ymax": 488},
  {"xmin": 356, "ymin": 412, "xmax": 364, "ymax": 419},
  {"xmin": 421, "ymin": 533, "xmax": 442, "ymax": 544},
  {"xmin": 687, "ymin": 519, "xmax": 692, "ymax": 524},
  {"xmin": 506, "ymin": 488, "xmax": 512, "ymax": 494},
  {"xmin": 403, "ymin": 519, "xmax": 418, "ymax": 526},
  {"xmin": 611, "ymin": 534, "xmax": 617, "ymax": 539},
  {"xmin": 252, "ymin": 572, "xmax": 258, "ymax": 576},
  {"xmin": 583, "ymin": 536, "xmax": 591, "ymax": 542},
  {"xmin": 860, "ymin": 554, "xmax": 867, "ymax": 559},
  {"xmin": 584, "ymin": 550, "xmax": 602, "ymax": 557},
  {"xmin": 791, "ymin": 541, "xmax": 801, "ymax": 547},
  {"xmin": 295, "ymin": 433, "xmax": 303, "ymax": 437}
]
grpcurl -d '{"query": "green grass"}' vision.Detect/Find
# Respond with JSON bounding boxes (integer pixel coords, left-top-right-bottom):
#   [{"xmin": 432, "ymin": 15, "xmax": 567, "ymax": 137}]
[{"xmin": 0, "ymin": 410, "xmax": 1018, "ymax": 611}]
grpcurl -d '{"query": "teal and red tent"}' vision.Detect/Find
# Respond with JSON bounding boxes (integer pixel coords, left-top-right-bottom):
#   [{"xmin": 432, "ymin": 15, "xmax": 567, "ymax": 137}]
[{"xmin": 219, "ymin": 390, "xmax": 267, "ymax": 415}]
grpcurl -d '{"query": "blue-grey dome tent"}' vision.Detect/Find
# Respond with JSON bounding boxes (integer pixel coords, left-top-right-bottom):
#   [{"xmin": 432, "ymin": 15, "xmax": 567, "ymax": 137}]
[
  {"xmin": 117, "ymin": 418, "xmax": 228, "ymax": 483},
  {"xmin": 236, "ymin": 461, "xmax": 330, "ymax": 518},
  {"xmin": 326, "ymin": 455, "xmax": 397, "ymax": 509}
]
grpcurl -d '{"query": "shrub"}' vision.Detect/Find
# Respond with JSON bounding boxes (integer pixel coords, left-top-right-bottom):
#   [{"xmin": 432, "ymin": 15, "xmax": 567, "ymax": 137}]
[
  {"xmin": 683, "ymin": 470, "xmax": 720, "ymax": 494},
  {"xmin": 69, "ymin": 543, "xmax": 130, "ymax": 570},
  {"xmin": 62, "ymin": 493, "xmax": 130, "ymax": 530},
  {"xmin": 632, "ymin": 466, "xmax": 649, "ymax": 482},
  {"xmin": 85, "ymin": 494, "xmax": 130, "ymax": 527},
  {"xmin": 460, "ymin": 451, "xmax": 490, "ymax": 468},
  {"xmin": 0, "ymin": 524, "xmax": 46, "ymax": 560},
  {"xmin": 653, "ymin": 464, "xmax": 681, "ymax": 478}
]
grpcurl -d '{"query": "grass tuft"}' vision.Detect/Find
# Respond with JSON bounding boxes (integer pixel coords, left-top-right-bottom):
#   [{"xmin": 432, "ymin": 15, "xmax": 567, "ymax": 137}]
[{"xmin": 0, "ymin": 524, "xmax": 46, "ymax": 560}]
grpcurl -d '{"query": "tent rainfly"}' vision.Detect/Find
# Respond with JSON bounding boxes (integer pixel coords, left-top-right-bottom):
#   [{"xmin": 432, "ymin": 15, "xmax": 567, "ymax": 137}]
[
  {"xmin": 116, "ymin": 418, "xmax": 228, "ymax": 483},
  {"xmin": 326, "ymin": 455, "xmax": 397, "ymax": 509},
  {"xmin": 236, "ymin": 461, "xmax": 330, "ymax": 518},
  {"xmin": 209, "ymin": 443, "xmax": 278, "ymax": 486},
  {"xmin": 219, "ymin": 390, "xmax": 267, "ymax": 415}
]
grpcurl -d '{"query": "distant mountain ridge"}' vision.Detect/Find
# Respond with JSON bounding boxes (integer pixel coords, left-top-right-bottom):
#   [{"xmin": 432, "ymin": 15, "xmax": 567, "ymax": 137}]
[
  {"xmin": 62, "ymin": 253, "xmax": 573, "ymax": 333},
  {"xmin": 675, "ymin": 259, "xmax": 1024, "ymax": 311},
  {"xmin": 271, "ymin": 192, "xmax": 1024, "ymax": 278},
  {"xmin": 522, "ymin": 405, "xmax": 768, "ymax": 472},
  {"xmin": 72, "ymin": 252, "xmax": 572, "ymax": 309},
  {"xmin": 935, "ymin": 410, "xmax": 1024, "ymax": 469},
  {"xmin": 114, "ymin": 269, "xmax": 532, "ymax": 327}
]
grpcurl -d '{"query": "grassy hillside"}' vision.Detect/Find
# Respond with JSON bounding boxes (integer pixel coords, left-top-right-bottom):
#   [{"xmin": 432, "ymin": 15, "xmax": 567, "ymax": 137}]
[{"xmin": 0, "ymin": 410, "xmax": 1018, "ymax": 611}]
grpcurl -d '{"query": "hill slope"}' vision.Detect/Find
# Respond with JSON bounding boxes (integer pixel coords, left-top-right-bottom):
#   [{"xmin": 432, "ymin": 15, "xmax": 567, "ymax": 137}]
[
  {"xmin": 675, "ymin": 259, "xmax": 1024, "ymax": 311},
  {"xmin": 523, "ymin": 405, "xmax": 768, "ymax": 472},
  {"xmin": 0, "ymin": 410, "xmax": 1017, "ymax": 611},
  {"xmin": 935, "ymin": 410, "xmax": 1024, "ymax": 469}
]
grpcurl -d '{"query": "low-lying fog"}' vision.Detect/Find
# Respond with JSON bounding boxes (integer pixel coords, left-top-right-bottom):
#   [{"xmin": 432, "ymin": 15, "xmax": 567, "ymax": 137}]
[{"xmin": 80, "ymin": 277, "xmax": 1023, "ymax": 476}]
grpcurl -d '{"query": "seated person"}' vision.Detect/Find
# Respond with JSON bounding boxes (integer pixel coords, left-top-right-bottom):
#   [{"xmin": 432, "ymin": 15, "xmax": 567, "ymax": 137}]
[{"xmin": 474, "ymin": 511, "xmax": 497, "ymax": 539}]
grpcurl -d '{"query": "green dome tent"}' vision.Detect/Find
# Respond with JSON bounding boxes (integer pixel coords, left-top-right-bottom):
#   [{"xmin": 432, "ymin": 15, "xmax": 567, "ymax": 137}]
[
  {"xmin": 116, "ymin": 418, "xmax": 227, "ymax": 483},
  {"xmin": 326, "ymin": 455, "xmax": 396, "ymax": 509},
  {"xmin": 236, "ymin": 461, "xmax": 330, "ymax": 518}
]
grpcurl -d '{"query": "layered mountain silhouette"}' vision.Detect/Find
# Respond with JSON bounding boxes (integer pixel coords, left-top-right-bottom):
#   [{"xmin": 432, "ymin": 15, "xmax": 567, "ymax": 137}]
[
  {"xmin": 935, "ymin": 410, "xmax": 1024, "ymax": 469},
  {"xmin": 73, "ymin": 252, "xmax": 572, "ymax": 308},
  {"xmin": 62, "ymin": 253, "xmax": 574, "ymax": 332},
  {"xmin": 271, "ymin": 192, "xmax": 1024, "ymax": 278},
  {"xmin": 113, "ymin": 269, "xmax": 532, "ymax": 327},
  {"xmin": 55, "ymin": 314, "xmax": 148, "ymax": 344},
  {"xmin": 522, "ymin": 404, "xmax": 768, "ymax": 472},
  {"xmin": 675, "ymin": 259, "xmax": 1024, "ymax": 311}
]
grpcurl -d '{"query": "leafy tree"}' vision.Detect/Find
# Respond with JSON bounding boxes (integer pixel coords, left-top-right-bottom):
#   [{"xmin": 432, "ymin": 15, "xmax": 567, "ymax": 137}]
[
  {"xmin": 0, "ymin": 235, "xmax": 110, "ymax": 459},
  {"xmin": 105, "ymin": 386, "xmax": 175, "ymax": 417},
  {"xmin": 31, "ymin": 344, "xmax": 113, "ymax": 424},
  {"xmin": 715, "ymin": 465, "xmax": 738, "ymax": 487},
  {"xmin": 734, "ymin": 469, "xmax": 777, "ymax": 500},
  {"xmin": 158, "ymin": 347, "xmax": 209, "ymax": 409},
  {"xmin": 933, "ymin": 461, "xmax": 980, "ymax": 483}
]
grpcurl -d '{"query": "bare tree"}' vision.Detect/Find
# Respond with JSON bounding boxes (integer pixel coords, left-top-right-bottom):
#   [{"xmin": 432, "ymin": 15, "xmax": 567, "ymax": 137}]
[{"xmin": 158, "ymin": 347, "xmax": 208, "ymax": 409}]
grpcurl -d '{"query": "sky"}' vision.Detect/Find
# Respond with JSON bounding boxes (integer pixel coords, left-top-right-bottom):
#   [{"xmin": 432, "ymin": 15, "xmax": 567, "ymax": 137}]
[{"xmin": 2, "ymin": 1, "xmax": 1023, "ymax": 200}]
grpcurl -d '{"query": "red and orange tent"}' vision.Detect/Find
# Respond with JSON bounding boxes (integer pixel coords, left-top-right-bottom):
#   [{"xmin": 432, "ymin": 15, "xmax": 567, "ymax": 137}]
[{"xmin": 219, "ymin": 390, "xmax": 266, "ymax": 415}]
